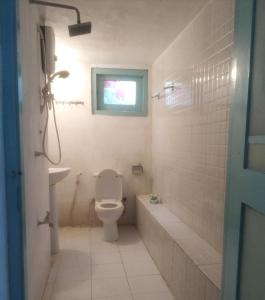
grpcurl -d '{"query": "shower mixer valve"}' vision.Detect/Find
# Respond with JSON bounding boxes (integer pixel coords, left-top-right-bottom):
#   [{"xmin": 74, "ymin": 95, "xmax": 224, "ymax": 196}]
[{"xmin": 37, "ymin": 211, "xmax": 53, "ymax": 228}]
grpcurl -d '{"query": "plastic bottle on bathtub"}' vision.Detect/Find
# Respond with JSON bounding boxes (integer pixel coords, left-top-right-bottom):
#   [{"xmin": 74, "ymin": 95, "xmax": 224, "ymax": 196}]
[{"xmin": 150, "ymin": 194, "xmax": 160, "ymax": 204}]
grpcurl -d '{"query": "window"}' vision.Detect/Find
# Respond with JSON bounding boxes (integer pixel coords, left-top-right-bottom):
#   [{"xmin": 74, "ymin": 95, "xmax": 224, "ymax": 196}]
[{"xmin": 91, "ymin": 68, "xmax": 148, "ymax": 116}]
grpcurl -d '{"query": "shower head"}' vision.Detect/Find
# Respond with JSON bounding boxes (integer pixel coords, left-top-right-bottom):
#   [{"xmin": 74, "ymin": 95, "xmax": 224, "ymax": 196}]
[
  {"xmin": 30, "ymin": 1, "xmax": 92, "ymax": 37},
  {"xmin": 49, "ymin": 71, "xmax": 70, "ymax": 82},
  {"xmin": 68, "ymin": 22, "xmax": 92, "ymax": 37}
]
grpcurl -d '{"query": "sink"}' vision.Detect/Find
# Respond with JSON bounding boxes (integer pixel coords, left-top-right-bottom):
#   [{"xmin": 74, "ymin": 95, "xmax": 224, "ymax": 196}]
[{"xmin": 49, "ymin": 167, "xmax": 71, "ymax": 185}]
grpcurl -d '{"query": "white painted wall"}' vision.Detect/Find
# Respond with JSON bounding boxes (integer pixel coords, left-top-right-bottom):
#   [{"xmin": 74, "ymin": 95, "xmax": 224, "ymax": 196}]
[
  {"xmin": 151, "ymin": 0, "xmax": 234, "ymax": 252},
  {"xmin": 48, "ymin": 48, "xmax": 152, "ymax": 226},
  {"xmin": 18, "ymin": 1, "xmax": 51, "ymax": 299}
]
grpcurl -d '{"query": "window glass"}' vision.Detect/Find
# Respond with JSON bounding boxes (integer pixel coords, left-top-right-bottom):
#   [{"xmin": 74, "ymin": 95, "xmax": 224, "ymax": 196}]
[{"xmin": 103, "ymin": 80, "xmax": 136, "ymax": 105}]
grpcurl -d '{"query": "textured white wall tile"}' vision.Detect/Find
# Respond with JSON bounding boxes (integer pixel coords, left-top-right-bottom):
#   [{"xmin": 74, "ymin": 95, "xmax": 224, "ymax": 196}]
[
  {"xmin": 151, "ymin": 0, "xmax": 234, "ymax": 252},
  {"xmin": 205, "ymin": 280, "xmax": 221, "ymax": 300},
  {"xmin": 136, "ymin": 196, "xmax": 223, "ymax": 299},
  {"xmin": 172, "ymin": 243, "xmax": 207, "ymax": 300}
]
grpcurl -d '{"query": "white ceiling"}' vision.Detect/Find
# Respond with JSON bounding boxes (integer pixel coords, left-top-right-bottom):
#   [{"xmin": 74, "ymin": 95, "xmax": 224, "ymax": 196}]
[{"xmin": 45, "ymin": 0, "xmax": 207, "ymax": 65}]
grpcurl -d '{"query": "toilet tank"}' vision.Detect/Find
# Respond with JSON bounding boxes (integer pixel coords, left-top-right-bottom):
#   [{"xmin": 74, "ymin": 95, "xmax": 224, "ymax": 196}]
[{"xmin": 95, "ymin": 169, "xmax": 122, "ymax": 201}]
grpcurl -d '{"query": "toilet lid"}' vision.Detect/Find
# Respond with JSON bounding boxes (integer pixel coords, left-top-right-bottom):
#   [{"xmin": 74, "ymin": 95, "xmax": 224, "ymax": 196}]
[{"xmin": 95, "ymin": 169, "xmax": 122, "ymax": 202}]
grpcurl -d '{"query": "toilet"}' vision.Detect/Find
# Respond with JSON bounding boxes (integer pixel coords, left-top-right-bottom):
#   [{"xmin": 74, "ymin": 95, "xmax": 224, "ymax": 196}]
[{"xmin": 94, "ymin": 169, "xmax": 124, "ymax": 241}]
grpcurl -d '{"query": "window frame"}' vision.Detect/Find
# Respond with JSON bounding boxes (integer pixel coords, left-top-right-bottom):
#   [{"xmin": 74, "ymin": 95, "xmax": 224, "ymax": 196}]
[{"xmin": 91, "ymin": 68, "xmax": 148, "ymax": 116}]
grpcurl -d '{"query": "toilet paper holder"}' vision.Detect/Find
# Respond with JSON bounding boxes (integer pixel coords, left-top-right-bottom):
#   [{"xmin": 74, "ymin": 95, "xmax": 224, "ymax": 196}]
[{"xmin": 132, "ymin": 164, "xmax": 144, "ymax": 176}]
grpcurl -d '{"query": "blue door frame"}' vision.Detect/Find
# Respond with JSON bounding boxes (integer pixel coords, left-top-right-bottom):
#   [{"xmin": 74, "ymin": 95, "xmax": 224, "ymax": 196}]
[
  {"xmin": 0, "ymin": 35, "xmax": 9, "ymax": 300},
  {"xmin": 222, "ymin": 0, "xmax": 265, "ymax": 299},
  {"xmin": 0, "ymin": 1, "xmax": 25, "ymax": 300}
]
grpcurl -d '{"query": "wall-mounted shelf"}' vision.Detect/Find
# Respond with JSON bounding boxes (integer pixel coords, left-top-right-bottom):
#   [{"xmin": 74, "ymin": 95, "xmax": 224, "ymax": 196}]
[
  {"xmin": 152, "ymin": 85, "xmax": 177, "ymax": 100},
  {"xmin": 55, "ymin": 101, "xmax": 85, "ymax": 105}
]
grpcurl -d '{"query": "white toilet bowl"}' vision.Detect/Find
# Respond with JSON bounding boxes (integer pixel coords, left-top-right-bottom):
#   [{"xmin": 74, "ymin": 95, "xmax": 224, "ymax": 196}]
[
  {"xmin": 95, "ymin": 199, "xmax": 124, "ymax": 241},
  {"xmin": 94, "ymin": 169, "xmax": 124, "ymax": 241}
]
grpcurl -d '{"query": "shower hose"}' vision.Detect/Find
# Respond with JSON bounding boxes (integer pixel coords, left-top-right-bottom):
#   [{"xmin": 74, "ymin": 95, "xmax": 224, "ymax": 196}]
[{"xmin": 39, "ymin": 26, "xmax": 62, "ymax": 165}]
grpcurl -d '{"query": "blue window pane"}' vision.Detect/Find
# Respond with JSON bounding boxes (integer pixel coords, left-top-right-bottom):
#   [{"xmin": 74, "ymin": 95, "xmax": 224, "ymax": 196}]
[{"xmin": 103, "ymin": 80, "xmax": 136, "ymax": 105}]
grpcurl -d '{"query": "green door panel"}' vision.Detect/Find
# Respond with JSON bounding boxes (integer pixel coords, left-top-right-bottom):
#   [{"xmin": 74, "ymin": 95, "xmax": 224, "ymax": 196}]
[
  {"xmin": 239, "ymin": 206, "xmax": 265, "ymax": 300},
  {"xmin": 222, "ymin": 0, "xmax": 265, "ymax": 299}
]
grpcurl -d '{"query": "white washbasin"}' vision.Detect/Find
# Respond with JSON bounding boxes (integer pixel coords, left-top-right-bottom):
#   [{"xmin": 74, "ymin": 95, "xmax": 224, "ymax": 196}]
[{"xmin": 49, "ymin": 167, "xmax": 71, "ymax": 185}]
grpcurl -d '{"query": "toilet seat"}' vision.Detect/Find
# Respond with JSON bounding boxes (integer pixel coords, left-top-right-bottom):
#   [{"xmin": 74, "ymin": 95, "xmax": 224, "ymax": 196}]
[{"xmin": 95, "ymin": 199, "xmax": 123, "ymax": 210}]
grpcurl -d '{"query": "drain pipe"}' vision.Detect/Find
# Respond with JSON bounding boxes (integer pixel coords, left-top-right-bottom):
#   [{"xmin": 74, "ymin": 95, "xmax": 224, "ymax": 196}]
[
  {"xmin": 69, "ymin": 172, "xmax": 82, "ymax": 226},
  {"xmin": 121, "ymin": 197, "xmax": 127, "ymax": 216}
]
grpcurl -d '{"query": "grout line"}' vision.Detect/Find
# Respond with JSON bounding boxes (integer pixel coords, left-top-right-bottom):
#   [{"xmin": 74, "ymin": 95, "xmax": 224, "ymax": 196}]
[
  {"xmin": 50, "ymin": 257, "xmax": 60, "ymax": 298},
  {"xmin": 44, "ymin": 229, "xmax": 64, "ymax": 300},
  {"xmin": 117, "ymin": 227, "xmax": 136, "ymax": 300}
]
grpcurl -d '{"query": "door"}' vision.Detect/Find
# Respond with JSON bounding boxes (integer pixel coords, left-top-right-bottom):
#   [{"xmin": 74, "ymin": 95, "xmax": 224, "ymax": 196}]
[
  {"xmin": 0, "ymin": 26, "xmax": 9, "ymax": 300},
  {"xmin": 222, "ymin": 0, "xmax": 265, "ymax": 299},
  {"xmin": 0, "ymin": 1, "xmax": 25, "ymax": 300}
]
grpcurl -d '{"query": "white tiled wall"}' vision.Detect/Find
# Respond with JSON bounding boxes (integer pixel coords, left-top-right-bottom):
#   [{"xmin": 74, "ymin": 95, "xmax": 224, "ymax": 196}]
[
  {"xmin": 151, "ymin": 0, "xmax": 234, "ymax": 252},
  {"xmin": 48, "ymin": 60, "xmax": 152, "ymax": 226}
]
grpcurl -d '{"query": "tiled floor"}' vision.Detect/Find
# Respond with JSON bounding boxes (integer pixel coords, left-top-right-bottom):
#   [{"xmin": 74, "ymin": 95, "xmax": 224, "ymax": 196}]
[{"xmin": 43, "ymin": 226, "xmax": 174, "ymax": 300}]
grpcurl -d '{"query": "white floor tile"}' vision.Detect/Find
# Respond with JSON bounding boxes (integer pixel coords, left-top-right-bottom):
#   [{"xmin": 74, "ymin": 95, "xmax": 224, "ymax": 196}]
[
  {"xmin": 60, "ymin": 227, "xmax": 90, "ymax": 243},
  {"xmin": 118, "ymin": 240, "xmax": 146, "ymax": 252},
  {"xmin": 91, "ymin": 263, "xmax": 126, "ymax": 279},
  {"xmin": 123, "ymin": 256, "xmax": 159, "ymax": 276},
  {"xmin": 118, "ymin": 227, "xmax": 140, "ymax": 241},
  {"xmin": 120, "ymin": 248, "xmax": 151, "ymax": 263},
  {"xmin": 90, "ymin": 227, "xmax": 106, "ymax": 242},
  {"xmin": 92, "ymin": 296, "xmax": 132, "ymax": 300},
  {"xmin": 76, "ymin": 252, "xmax": 91, "ymax": 268},
  {"xmin": 61, "ymin": 236, "xmax": 90, "ymax": 252},
  {"xmin": 128, "ymin": 275, "xmax": 170, "ymax": 294},
  {"xmin": 133, "ymin": 291, "xmax": 175, "ymax": 300},
  {"xmin": 56, "ymin": 267, "xmax": 85, "ymax": 284},
  {"xmin": 44, "ymin": 226, "xmax": 174, "ymax": 300},
  {"xmin": 57, "ymin": 251, "xmax": 79, "ymax": 270},
  {"xmin": 51, "ymin": 279, "xmax": 91, "ymax": 300},
  {"xmin": 91, "ymin": 250, "xmax": 122, "ymax": 265},
  {"xmin": 92, "ymin": 277, "xmax": 131, "ymax": 298},
  {"xmin": 72, "ymin": 242, "xmax": 90, "ymax": 253},
  {"xmin": 91, "ymin": 241, "xmax": 119, "ymax": 252}
]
